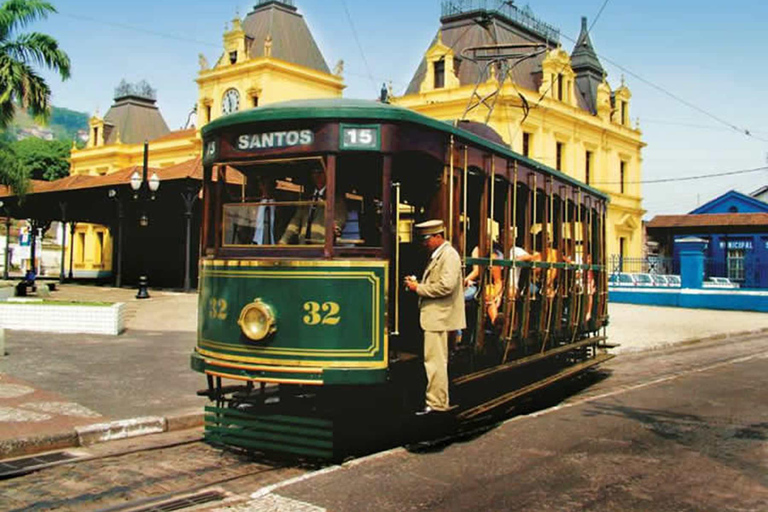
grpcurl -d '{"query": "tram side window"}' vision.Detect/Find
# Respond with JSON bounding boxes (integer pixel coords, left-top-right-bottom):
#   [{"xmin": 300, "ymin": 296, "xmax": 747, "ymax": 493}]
[
  {"xmin": 219, "ymin": 159, "xmax": 381, "ymax": 248},
  {"xmin": 335, "ymin": 154, "xmax": 383, "ymax": 247},
  {"xmin": 221, "ymin": 162, "xmax": 340, "ymax": 247}
]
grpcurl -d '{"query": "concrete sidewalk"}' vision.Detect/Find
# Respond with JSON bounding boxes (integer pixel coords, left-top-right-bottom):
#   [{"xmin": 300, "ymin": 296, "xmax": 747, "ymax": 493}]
[
  {"xmin": 0, "ymin": 284, "xmax": 204, "ymax": 457},
  {"xmin": 607, "ymin": 302, "xmax": 768, "ymax": 353},
  {"xmin": 0, "ymin": 284, "xmax": 766, "ymax": 458}
]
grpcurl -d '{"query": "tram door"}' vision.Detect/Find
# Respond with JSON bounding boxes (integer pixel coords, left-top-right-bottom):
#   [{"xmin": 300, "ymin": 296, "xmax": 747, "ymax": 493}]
[{"xmin": 390, "ymin": 152, "xmax": 444, "ymax": 354}]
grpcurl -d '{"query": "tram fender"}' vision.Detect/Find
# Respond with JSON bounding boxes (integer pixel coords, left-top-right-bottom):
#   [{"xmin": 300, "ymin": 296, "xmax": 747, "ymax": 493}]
[{"xmin": 323, "ymin": 368, "xmax": 388, "ymax": 385}]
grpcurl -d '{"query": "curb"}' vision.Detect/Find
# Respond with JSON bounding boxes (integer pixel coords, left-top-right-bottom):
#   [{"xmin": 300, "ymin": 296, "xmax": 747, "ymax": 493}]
[
  {"xmin": 0, "ymin": 411, "xmax": 204, "ymax": 460},
  {"xmin": 613, "ymin": 326, "xmax": 768, "ymax": 355},
  {"xmin": 3, "ymin": 328, "xmax": 766, "ymax": 461}
]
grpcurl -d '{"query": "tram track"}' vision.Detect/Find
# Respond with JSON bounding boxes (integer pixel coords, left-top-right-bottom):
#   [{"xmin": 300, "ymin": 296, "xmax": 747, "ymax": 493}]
[
  {"xmin": 6, "ymin": 335, "xmax": 763, "ymax": 511},
  {"xmin": 0, "ymin": 435, "xmax": 206, "ymax": 480},
  {"xmin": 0, "ymin": 434, "xmax": 313, "ymax": 512}
]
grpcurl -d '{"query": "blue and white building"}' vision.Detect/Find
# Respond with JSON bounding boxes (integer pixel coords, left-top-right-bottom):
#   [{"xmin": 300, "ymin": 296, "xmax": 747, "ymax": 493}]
[{"xmin": 647, "ymin": 189, "xmax": 768, "ymax": 289}]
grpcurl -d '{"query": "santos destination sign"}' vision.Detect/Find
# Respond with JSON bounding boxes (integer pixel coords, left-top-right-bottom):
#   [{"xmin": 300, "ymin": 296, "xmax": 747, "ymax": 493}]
[{"xmin": 237, "ymin": 129, "xmax": 314, "ymax": 151}]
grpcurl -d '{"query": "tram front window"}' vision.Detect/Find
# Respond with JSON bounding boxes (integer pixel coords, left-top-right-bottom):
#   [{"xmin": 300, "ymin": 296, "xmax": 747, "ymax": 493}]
[{"xmin": 220, "ymin": 156, "xmax": 382, "ymax": 248}]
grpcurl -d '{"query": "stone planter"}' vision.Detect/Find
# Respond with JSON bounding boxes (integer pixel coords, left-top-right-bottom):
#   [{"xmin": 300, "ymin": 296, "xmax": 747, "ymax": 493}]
[
  {"xmin": 0, "ymin": 286, "xmax": 13, "ymax": 302},
  {"xmin": 0, "ymin": 301, "xmax": 126, "ymax": 335}
]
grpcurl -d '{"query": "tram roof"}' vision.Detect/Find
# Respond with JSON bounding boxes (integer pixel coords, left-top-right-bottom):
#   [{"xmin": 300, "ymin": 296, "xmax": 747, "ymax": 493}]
[{"xmin": 202, "ymin": 98, "xmax": 608, "ymax": 201}]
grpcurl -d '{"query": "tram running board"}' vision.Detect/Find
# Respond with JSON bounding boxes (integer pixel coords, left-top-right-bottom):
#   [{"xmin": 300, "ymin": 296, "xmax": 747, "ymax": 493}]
[
  {"xmin": 457, "ymin": 353, "xmax": 614, "ymax": 420},
  {"xmin": 453, "ymin": 335, "xmax": 608, "ymax": 387}
]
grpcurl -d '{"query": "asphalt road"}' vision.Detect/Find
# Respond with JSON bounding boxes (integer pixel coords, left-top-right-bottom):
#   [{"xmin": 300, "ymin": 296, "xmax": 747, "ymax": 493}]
[{"xmin": 256, "ymin": 334, "xmax": 768, "ymax": 512}]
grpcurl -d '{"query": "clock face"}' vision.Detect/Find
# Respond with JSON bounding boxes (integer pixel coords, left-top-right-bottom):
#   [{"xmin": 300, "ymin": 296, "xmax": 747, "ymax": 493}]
[{"xmin": 222, "ymin": 88, "xmax": 240, "ymax": 115}]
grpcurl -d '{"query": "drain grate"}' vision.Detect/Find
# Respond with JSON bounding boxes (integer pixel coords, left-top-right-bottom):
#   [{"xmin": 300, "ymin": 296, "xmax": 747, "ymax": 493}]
[
  {"xmin": 134, "ymin": 490, "xmax": 226, "ymax": 512},
  {"xmin": 0, "ymin": 451, "xmax": 79, "ymax": 478}
]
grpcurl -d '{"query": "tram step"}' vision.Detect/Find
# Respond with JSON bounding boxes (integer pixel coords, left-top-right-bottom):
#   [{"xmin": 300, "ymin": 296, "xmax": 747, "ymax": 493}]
[
  {"xmin": 457, "ymin": 352, "xmax": 614, "ymax": 420},
  {"xmin": 204, "ymin": 406, "xmax": 335, "ymax": 459}
]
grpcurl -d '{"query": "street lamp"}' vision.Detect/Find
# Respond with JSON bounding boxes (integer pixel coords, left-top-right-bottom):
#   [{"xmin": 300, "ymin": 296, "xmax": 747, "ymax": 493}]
[{"xmin": 130, "ymin": 141, "xmax": 160, "ymax": 299}]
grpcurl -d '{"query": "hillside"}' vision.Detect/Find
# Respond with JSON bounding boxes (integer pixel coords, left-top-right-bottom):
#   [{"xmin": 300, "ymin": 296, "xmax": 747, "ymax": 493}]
[{"xmin": 1, "ymin": 105, "xmax": 89, "ymax": 143}]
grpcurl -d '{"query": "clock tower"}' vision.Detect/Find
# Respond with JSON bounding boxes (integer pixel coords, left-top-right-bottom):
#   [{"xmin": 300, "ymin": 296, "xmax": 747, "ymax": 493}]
[{"xmin": 196, "ymin": 0, "xmax": 345, "ymax": 126}]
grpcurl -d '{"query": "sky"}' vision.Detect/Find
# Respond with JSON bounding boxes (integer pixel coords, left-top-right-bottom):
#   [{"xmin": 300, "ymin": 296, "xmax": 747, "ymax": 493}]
[{"xmin": 34, "ymin": 0, "xmax": 768, "ymax": 219}]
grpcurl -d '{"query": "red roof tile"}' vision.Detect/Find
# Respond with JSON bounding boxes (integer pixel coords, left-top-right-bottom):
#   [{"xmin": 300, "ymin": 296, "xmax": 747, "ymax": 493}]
[
  {"xmin": 647, "ymin": 213, "xmax": 768, "ymax": 229},
  {"xmin": 0, "ymin": 157, "xmax": 245, "ymax": 199}
]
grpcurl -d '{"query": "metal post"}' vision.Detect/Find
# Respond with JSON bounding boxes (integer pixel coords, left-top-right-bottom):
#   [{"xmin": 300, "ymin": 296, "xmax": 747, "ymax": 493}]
[
  {"xmin": 116, "ymin": 200, "xmax": 124, "ymax": 288},
  {"xmin": 182, "ymin": 189, "xmax": 197, "ymax": 293},
  {"xmin": 29, "ymin": 221, "xmax": 37, "ymax": 278},
  {"xmin": 59, "ymin": 202, "xmax": 67, "ymax": 283},
  {"xmin": 3, "ymin": 214, "xmax": 9, "ymax": 280},
  {"xmin": 68, "ymin": 223, "xmax": 76, "ymax": 280},
  {"xmin": 136, "ymin": 141, "xmax": 150, "ymax": 299}
]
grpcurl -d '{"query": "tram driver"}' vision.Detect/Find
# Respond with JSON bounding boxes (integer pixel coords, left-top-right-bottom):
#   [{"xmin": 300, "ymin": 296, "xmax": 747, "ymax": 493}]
[{"xmin": 279, "ymin": 166, "xmax": 346, "ymax": 245}]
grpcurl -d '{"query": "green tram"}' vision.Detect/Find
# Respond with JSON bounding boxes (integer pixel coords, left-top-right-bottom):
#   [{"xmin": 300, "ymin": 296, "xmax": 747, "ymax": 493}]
[{"xmin": 191, "ymin": 98, "xmax": 612, "ymax": 458}]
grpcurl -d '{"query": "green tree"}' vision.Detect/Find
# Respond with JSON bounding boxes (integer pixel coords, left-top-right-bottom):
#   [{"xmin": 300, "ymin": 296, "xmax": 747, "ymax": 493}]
[
  {"xmin": 0, "ymin": 0, "xmax": 70, "ymax": 194},
  {"xmin": 0, "ymin": 141, "xmax": 27, "ymax": 195},
  {"xmin": 0, "ymin": 0, "xmax": 71, "ymax": 127},
  {"xmin": 11, "ymin": 136, "xmax": 68, "ymax": 180}
]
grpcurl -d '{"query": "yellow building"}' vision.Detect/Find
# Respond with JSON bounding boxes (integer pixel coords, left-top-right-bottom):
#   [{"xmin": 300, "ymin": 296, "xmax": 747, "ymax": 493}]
[
  {"xmin": 65, "ymin": 0, "xmax": 343, "ymax": 278},
  {"xmin": 392, "ymin": 3, "xmax": 645, "ymax": 260}
]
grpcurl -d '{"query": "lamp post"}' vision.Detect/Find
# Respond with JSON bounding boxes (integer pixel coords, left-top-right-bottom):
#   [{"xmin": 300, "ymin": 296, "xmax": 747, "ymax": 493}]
[
  {"xmin": 130, "ymin": 141, "xmax": 160, "ymax": 299},
  {"xmin": 0, "ymin": 201, "xmax": 8, "ymax": 280}
]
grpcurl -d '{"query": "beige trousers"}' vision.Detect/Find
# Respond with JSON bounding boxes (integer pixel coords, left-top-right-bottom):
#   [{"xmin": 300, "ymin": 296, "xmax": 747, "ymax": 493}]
[{"xmin": 424, "ymin": 330, "xmax": 449, "ymax": 411}]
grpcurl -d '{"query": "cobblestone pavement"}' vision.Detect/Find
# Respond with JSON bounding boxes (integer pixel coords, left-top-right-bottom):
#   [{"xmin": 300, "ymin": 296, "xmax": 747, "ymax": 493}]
[{"xmin": 0, "ymin": 434, "xmax": 309, "ymax": 512}]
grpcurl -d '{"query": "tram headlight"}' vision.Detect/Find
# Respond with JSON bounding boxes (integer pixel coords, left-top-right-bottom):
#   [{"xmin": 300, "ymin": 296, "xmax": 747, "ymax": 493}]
[{"xmin": 238, "ymin": 298, "xmax": 277, "ymax": 341}]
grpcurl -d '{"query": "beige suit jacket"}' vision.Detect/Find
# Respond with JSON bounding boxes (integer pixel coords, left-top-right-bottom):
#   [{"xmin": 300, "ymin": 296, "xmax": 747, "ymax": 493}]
[
  {"xmin": 279, "ymin": 196, "xmax": 347, "ymax": 245},
  {"xmin": 416, "ymin": 242, "xmax": 466, "ymax": 332}
]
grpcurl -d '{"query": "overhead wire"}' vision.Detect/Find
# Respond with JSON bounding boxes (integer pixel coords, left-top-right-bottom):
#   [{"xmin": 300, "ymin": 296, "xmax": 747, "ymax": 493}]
[
  {"xmin": 592, "ymin": 165, "xmax": 768, "ymax": 185},
  {"xmin": 521, "ymin": 0, "xmax": 612, "ymax": 127},
  {"xmin": 437, "ymin": 0, "xmax": 511, "ymax": 61},
  {"xmin": 59, "ymin": 12, "xmax": 219, "ymax": 48},
  {"xmin": 640, "ymin": 119, "xmax": 768, "ymax": 133},
  {"xmin": 588, "ymin": 0, "xmax": 611, "ymax": 32},
  {"xmin": 339, "ymin": 0, "xmax": 377, "ymax": 93},
  {"xmin": 554, "ymin": 33, "xmax": 768, "ymax": 145},
  {"xmin": 59, "ymin": 4, "xmax": 766, "ymax": 145},
  {"xmin": 498, "ymin": 0, "xmax": 610, "ymax": 149},
  {"xmin": 61, "ymin": 7, "xmax": 399, "ymax": 95}
]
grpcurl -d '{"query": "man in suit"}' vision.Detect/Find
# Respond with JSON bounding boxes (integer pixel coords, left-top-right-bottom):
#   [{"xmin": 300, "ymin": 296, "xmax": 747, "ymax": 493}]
[
  {"xmin": 252, "ymin": 177, "xmax": 276, "ymax": 245},
  {"xmin": 279, "ymin": 167, "xmax": 346, "ymax": 244},
  {"xmin": 405, "ymin": 219, "xmax": 466, "ymax": 414}
]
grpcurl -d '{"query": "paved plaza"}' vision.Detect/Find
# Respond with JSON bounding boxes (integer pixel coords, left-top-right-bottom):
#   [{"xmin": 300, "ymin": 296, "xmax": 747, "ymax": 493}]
[{"xmin": 0, "ymin": 283, "xmax": 766, "ymax": 457}]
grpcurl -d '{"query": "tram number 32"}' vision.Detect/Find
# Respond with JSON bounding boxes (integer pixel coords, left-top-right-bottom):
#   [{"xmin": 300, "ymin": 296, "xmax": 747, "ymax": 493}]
[
  {"xmin": 209, "ymin": 298, "xmax": 228, "ymax": 320},
  {"xmin": 208, "ymin": 298, "xmax": 339, "ymax": 325},
  {"xmin": 303, "ymin": 301, "xmax": 341, "ymax": 326}
]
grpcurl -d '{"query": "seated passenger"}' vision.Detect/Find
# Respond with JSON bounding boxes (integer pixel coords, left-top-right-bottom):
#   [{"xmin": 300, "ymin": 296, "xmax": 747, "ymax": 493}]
[
  {"xmin": 464, "ymin": 242, "xmax": 504, "ymax": 325},
  {"xmin": 509, "ymin": 243, "xmax": 535, "ymax": 298},
  {"xmin": 530, "ymin": 232, "xmax": 566, "ymax": 298},
  {"xmin": 585, "ymin": 254, "xmax": 596, "ymax": 321}
]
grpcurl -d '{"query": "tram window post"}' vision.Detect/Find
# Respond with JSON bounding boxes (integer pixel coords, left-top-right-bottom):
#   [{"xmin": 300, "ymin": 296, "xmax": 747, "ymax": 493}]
[
  {"xmin": 201, "ymin": 164, "xmax": 212, "ymax": 255},
  {"xmin": 214, "ymin": 165, "xmax": 225, "ymax": 252},
  {"xmin": 324, "ymin": 154, "xmax": 337, "ymax": 258},
  {"xmin": 382, "ymin": 154, "xmax": 393, "ymax": 256}
]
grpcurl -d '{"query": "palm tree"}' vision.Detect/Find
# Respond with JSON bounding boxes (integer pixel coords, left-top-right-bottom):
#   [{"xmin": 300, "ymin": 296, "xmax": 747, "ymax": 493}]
[
  {"xmin": 0, "ymin": 0, "xmax": 70, "ymax": 196},
  {"xmin": 0, "ymin": 0, "xmax": 70, "ymax": 128}
]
